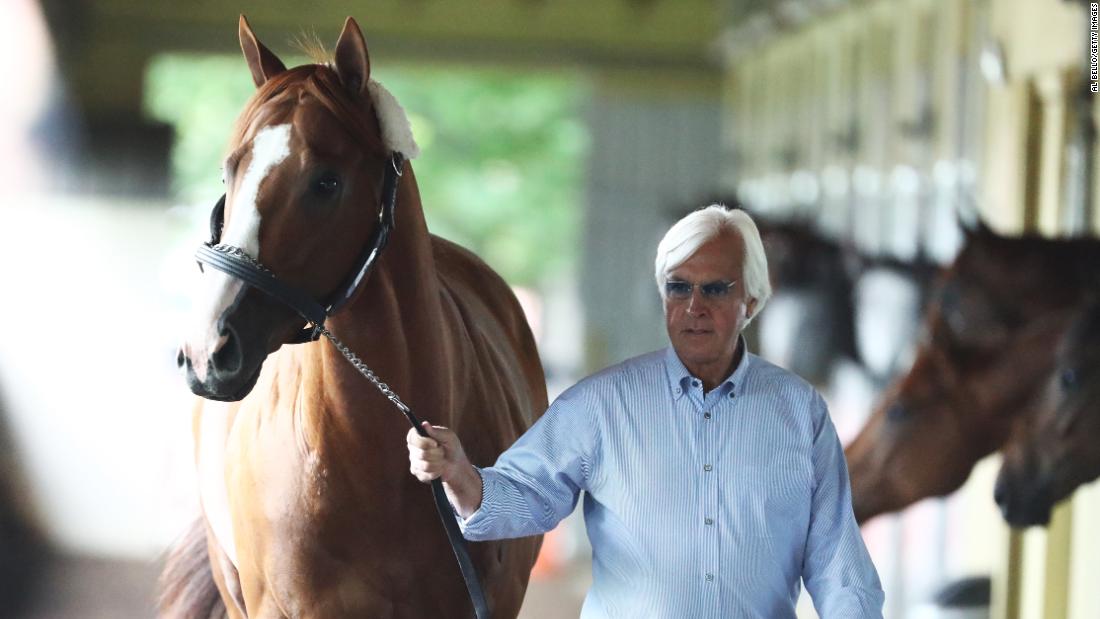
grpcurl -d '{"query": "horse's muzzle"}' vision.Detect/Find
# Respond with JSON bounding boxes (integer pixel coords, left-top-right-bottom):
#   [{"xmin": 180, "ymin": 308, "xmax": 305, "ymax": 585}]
[
  {"xmin": 993, "ymin": 472, "xmax": 1053, "ymax": 528},
  {"xmin": 178, "ymin": 327, "xmax": 263, "ymax": 402}
]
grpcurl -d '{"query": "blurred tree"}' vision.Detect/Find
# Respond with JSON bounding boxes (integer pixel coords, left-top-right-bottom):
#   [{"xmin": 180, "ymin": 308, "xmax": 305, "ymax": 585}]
[{"xmin": 145, "ymin": 56, "xmax": 588, "ymax": 287}]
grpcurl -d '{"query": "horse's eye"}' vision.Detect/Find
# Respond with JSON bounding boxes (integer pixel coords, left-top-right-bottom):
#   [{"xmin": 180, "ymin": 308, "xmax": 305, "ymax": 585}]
[
  {"xmin": 1060, "ymin": 368, "xmax": 1079, "ymax": 390},
  {"xmin": 313, "ymin": 175, "xmax": 340, "ymax": 197}
]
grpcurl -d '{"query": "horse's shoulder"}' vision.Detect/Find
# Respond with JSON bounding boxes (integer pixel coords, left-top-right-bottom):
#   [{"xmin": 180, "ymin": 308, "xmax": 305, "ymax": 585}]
[
  {"xmin": 428, "ymin": 233, "xmax": 547, "ymax": 413},
  {"xmin": 429, "ymin": 234, "xmax": 526, "ymax": 327}
]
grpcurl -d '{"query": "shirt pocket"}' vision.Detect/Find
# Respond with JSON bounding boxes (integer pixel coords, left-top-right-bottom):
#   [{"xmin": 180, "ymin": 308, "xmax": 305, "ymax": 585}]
[
  {"xmin": 732, "ymin": 463, "xmax": 814, "ymax": 584},
  {"xmin": 734, "ymin": 463, "xmax": 812, "ymax": 540}
]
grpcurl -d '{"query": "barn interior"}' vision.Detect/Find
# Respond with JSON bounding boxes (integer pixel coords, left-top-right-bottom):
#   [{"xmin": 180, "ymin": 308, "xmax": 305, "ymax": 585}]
[{"xmin": 1, "ymin": 0, "xmax": 1097, "ymax": 617}]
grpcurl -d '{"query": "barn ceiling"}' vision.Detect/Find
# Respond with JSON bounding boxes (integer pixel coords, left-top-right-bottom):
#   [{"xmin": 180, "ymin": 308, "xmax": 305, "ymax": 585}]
[{"xmin": 40, "ymin": 0, "xmax": 731, "ymax": 116}]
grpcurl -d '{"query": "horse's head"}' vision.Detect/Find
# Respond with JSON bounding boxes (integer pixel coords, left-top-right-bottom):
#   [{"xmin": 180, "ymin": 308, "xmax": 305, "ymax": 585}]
[
  {"xmin": 994, "ymin": 298, "xmax": 1100, "ymax": 527},
  {"xmin": 846, "ymin": 224, "xmax": 1078, "ymax": 523},
  {"xmin": 177, "ymin": 16, "xmax": 418, "ymax": 401},
  {"xmin": 754, "ymin": 219, "xmax": 859, "ymax": 382},
  {"xmin": 759, "ymin": 220, "xmax": 850, "ymax": 288}
]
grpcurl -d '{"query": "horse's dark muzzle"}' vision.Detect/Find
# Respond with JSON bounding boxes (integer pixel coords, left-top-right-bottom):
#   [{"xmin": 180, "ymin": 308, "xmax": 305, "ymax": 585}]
[
  {"xmin": 994, "ymin": 473, "xmax": 1053, "ymax": 528},
  {"xmin": 178, "ymin": 329, "xmax": 263, "ymax": 403}
]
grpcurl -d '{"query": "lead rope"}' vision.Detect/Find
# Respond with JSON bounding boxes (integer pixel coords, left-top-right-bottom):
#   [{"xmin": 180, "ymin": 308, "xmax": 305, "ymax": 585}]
[{"xmin": 313, "ymin": 323, "xmax": 492, "ymax": 619}]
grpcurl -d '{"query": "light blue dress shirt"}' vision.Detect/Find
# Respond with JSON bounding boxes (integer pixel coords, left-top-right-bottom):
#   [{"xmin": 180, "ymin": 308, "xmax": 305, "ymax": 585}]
[{"xmin": 460, "ymin": 343, "xmax": 884, "ymax": 618}]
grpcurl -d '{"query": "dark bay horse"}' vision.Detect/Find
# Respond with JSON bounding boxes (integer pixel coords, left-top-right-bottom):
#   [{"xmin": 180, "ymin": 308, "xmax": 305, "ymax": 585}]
[
  {"xmin": 845, "ymin": 222, "xmax": 1100, "ymax": 524},
  {"xmin": 994, "ymin": 296, "xmax": 1100, "ymax": 527},
  {"xmin": 755, "ymin": 218, "xmax": 858, "ymax": 384},
  {"xmin": 754, "ymin": 215, "xmax": 937, "ymax": 387},
  {"xmin": 163, "ymin": 16, "xmax": 547, "ymax": 618}
]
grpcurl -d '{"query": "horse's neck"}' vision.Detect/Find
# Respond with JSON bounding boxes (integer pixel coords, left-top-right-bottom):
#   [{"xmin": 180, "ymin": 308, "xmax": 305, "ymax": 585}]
[{"xmin": 293, "ymin": 171, "xmax": 458, "ymax": 445}]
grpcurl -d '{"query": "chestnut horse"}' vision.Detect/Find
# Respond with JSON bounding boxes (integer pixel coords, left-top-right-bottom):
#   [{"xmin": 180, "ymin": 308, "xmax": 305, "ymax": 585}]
[
  {"xmin": 162, "ymin": 17, "xmax": 546, "ymax": 618},
  {"xmin": 845, "ymin": 222, "xmax": 1100, "ymax": 524},
  {"xmin": 994, "ymin": 296, "xmax": 1100, "ymax": 527}
]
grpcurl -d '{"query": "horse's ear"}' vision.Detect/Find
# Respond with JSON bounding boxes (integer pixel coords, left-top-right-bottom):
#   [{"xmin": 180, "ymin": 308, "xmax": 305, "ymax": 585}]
[
  {"xmin": 334, "ymin": 17, "xmax": 370, "ymax": 97},
  {"xmin": 959, "ymin": 211, "xmax": 995, "ymax": 243},
  {"xmin": 239, "ymin": 15, "xmax": 286, "ymax": 88},
  {"xmin": 956, "ymin": 190, "xmax": 996, "ymax": 242}
]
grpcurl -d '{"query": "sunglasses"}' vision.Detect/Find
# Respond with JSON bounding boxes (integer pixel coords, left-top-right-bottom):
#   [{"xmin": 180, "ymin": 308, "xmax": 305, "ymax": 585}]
[{"xmin": 664, "ymin": 279, "xmax": 737, "ymax": 301}]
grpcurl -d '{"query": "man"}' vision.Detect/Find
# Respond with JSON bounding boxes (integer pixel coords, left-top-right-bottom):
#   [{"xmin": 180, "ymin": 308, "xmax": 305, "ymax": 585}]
[{"xmin": 408, "ymin": 205, "xmax": 884, "ymax": 617}]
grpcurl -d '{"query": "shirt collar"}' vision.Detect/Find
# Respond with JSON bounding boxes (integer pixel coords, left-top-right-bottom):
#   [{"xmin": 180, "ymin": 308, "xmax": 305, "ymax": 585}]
[{"xmin": 664, "ymin": 335, "xmax": 752, "ymax": 400}]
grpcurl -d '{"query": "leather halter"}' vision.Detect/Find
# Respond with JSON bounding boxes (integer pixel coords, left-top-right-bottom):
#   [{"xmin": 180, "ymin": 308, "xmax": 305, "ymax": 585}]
[
  {"xmin": 192, "ymin": 150, "xmax": 492, "ymax": 619},
  {"xmin": 196, "ymin": 152, "xmax": 405, "ymax": 342}
]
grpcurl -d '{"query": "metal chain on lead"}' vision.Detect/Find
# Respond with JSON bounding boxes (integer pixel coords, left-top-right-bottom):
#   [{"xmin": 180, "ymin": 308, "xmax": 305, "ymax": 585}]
[
  {"xmin": 205, "ymin": 244, "xmax": 415, "ymax": 418},
  {"xmin": 313, "ymin": 323, "xmax": 413, "ymax": 416}
]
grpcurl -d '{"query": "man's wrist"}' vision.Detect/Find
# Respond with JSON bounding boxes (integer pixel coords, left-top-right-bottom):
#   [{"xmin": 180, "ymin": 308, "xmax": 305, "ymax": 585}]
[{"xmin": 446, "ymin": 464, "xmax": 483, "ymax": 518}]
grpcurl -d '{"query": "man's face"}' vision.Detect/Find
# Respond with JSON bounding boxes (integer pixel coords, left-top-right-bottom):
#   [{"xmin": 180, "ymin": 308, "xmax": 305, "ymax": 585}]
[{"xmin": 664, "ymin": 231, "xmax": 756, "ymax": 381}]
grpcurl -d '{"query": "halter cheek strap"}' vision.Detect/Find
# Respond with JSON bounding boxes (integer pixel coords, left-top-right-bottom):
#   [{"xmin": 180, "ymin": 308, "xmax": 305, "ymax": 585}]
[
  {"xmin": 207, "ymin": 193, "xmax": 226, "ymax": 250},
  {"xmin": 326, "ymin": 151, "xmax": 403, "ymax": 316}
]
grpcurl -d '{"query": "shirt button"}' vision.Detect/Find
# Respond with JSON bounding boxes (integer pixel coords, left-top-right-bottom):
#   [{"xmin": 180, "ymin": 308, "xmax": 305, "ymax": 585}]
[
  {"xmin": 705, "ymin": 573, "xmax": 715, "ymax": 582},
  {"xmin": 728, "ymin": 392, "xmax": 735, "ymax": 399},
  {"xmin": 703, "ymin": 412, "xmax": 711, "ymax": 420},
  {"xmin": 704, "ymin": 518, "xmax": 714, "ymax": 526},
  {"xmin": 703, "ymin": 464, "xmax": 713, "ymax": 472},
  {"xmin": 692, "ymin": 380, "xmax": 700, "ymax": 388}
]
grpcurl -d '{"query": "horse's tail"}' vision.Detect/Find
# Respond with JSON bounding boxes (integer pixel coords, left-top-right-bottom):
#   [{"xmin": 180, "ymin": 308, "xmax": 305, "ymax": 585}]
[{"xmin": 157, "ymin": 518, "xmax": 227, "ymax": 619}]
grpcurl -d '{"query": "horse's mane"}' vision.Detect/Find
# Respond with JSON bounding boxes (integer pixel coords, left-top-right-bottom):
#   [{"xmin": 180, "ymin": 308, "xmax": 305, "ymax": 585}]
[{"xmin": 227, "ymin": 63, "xmax": 386, "ymax": 157}]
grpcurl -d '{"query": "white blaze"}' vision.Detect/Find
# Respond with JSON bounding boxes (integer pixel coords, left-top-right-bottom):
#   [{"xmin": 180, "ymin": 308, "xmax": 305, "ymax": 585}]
[{"xmin": 183, "ymin": 124, "xmax": 292, "ymax": 381}]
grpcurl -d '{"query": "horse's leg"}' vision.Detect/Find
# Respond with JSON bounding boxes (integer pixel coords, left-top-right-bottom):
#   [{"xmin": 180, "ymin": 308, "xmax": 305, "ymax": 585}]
[{"xmin": 204, "ymin": 519, "xmax": 248, "ymax": 619}]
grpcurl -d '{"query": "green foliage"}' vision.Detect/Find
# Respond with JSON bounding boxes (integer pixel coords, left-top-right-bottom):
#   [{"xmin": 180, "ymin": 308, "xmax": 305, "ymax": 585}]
[
  {"xmin": 144, "ymin": 55, "xmax": 588, "ymax": 286},
  {"xmin": 144, "ymin": 55, "xmax": 257, "ymax": 204}
]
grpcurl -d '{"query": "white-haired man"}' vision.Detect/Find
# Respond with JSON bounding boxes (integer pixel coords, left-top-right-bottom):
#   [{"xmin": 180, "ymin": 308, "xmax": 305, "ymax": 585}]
[{"xmin": 407, "ymin": 205, "xmax": 884, "ymax": 617}]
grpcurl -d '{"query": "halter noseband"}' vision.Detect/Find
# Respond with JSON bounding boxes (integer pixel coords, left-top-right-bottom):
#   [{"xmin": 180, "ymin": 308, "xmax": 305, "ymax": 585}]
[{"xmin": 195, "ymin": 152, "xmax": 405, "ymax": 343}]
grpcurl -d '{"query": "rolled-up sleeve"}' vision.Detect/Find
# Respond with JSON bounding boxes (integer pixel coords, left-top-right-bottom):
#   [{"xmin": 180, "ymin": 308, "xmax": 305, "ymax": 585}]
[
  {"xmin": 459, "ymin": 387, "xmax": 596, "ymax": 541},
  {"xmin": 803, "ymin": 393, "xmax": 885, "ymax": 618}
]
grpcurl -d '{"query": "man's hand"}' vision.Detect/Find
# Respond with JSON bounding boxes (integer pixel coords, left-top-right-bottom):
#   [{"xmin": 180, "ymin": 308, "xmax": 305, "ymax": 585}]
[{"xmin": 406, "ymin": 422, "xmax": 483, "ymax": 518}]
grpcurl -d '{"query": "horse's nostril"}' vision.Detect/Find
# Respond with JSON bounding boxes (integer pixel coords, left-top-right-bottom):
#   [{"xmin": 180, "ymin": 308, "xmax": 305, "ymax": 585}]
[
  {"xmin": 212, "ymin": 329, "xmax": 243, "ymax": 375},
  {"xmin": 176, "ymin": 348, "xmax": 186, "ymax": 368}
]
